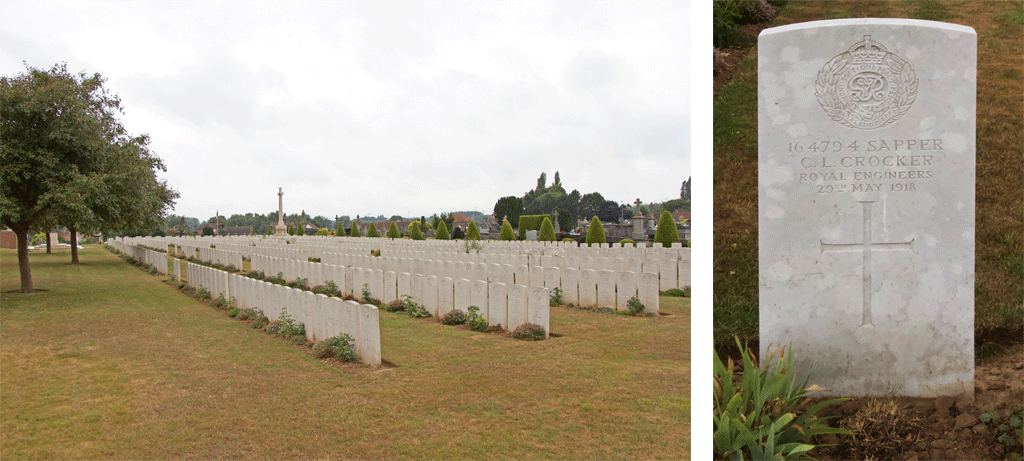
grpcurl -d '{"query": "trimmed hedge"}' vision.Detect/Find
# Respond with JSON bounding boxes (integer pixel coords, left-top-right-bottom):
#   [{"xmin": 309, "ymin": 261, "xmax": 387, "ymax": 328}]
[{"xmin": 517, "ymin": 214, "xmax": 552, "ymax": 240}]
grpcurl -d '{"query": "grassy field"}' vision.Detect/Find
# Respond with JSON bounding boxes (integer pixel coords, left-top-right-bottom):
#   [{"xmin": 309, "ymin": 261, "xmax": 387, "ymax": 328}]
[
  {"xmin": 713, "ymin": 0, "xmax": 1024, "ymax": 349},
  {"xmin": 1, "ymin": 246, "xmax": 690, "ymax": 459}
]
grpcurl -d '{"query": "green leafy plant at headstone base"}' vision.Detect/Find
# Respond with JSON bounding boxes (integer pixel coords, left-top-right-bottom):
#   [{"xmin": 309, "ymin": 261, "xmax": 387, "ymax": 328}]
[
  {"xmin": 466, "ymin": 221, "xmax": 481, "ymax": 240},
  {"xmin": 654, "ymin": 210, "xmax": 680, "ymax": 246},
  {"xmin": 980, "ymin": 404, "xmax": 1024, "ymax": 460},
  {"xmin": 713, "ymin": 337, "xmax": 849, "ymax": 460},
  {"xmin": 586, "ymin": 216, "xmax": 606, "ymax": 246},
  {"xmin": 499, "ymin": 219, "xmax": 516, "ymax": 241},
  {"xmin": 466, "ymin": 306, "xmax": 488, "ymax": 332},
  {"xmin": 626, "ymin": 295, "xmax": 645, "ymax": 315},
  {"xmin": 549, "ymin": 287, "xmax": 563, "ymax": 306}
]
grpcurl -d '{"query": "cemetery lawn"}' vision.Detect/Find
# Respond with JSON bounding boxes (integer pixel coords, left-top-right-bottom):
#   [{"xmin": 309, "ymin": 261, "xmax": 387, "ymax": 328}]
[
  {"xmin": 0, "ymin": 246, "xmax": 690, "ymax": 460},
  {"xmin": 713, "ymin": 0, "xmax": 1024, "ymax": 351}
]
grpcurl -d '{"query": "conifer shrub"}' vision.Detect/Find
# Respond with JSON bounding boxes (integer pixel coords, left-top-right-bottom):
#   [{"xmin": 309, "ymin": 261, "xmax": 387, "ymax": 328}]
[
  {"xmin": 387, "ymin": 222, "xmax": 399, "ymax": 238},
  {"xmin": 336, "ymin": 222, "xmax": 345, "ymax": 236},
  {"xmin": 451, "ymin": 227, "xmax": 465, "ymax": 240},
  {"xmin": 466, "ymin": 221, "xmax": 481, "ymax": 240},
  {"xmin": 366, "ymin": 222, "xmax": 379, "ymax": 238},
  {"xmin": 499, "ymin": 219, "xmax": 516, "ymax": 241},
  {"xmin": 297, "ymin": 224, "xmax": 305, "ymax": 236},
  {"xmin": 350, "ymin": 222, "xmax": 362, "ymax": 237},
  {"xmin": 585, "ymin": 216, "xmax": 606, "ymax": 246},
  {"xmin": 287, "ymin": 225, "xmax": 295, "ymax": 235},
  {"xmin": 538, "ymin": 217, "xmax": 555, "ymax": 241},
  {"xmin": 435, "ymin": 220, "xmax": 450, "ymax": 240},
  {"xmin": 409, "ymin": 221, "xmax": 425, "ymax": 240},
  {"xmin": 653, "ymin": 210, "xmax": 680, "ymax": 246}
]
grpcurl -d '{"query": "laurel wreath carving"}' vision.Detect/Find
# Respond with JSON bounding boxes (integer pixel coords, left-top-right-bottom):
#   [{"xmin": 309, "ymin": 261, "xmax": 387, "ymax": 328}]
[
  {"xmin": 814, "ymin": 53, "xmax": 918, "ymax": 130},
  {"xmin": 815, "ymin": 55, "xmax": 848, "ymax": 125}
]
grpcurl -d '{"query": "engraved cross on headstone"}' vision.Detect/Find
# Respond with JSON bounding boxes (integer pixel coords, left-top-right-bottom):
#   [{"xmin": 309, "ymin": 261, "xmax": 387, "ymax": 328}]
[{"xmin": 820, "ymin": 201, "xmax": 914, "ymax": 327}]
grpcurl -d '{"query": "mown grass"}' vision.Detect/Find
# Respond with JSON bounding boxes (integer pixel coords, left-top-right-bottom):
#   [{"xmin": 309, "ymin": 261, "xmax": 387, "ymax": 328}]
[
  {"xmin": 1, "ymin": 246, "xmax": 689, "ymax": 459},
  {"xmin": 713, "ymin": 0, "xmax": 1024, "ymax": 350}
]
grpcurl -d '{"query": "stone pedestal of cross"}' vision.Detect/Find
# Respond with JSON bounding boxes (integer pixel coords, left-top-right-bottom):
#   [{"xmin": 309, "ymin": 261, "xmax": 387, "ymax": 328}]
[
  {"xmin": 274, "ymin": 187, "xmax": 289, "ymax": 236},
  {"xmin": 820, "ymin": 201, "xmax": 914, "ymax": 327}
]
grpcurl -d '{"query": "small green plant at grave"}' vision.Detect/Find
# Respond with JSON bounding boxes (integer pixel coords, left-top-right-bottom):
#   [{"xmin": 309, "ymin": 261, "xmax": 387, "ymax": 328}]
[
  {"xmin": 287, "ymin": 277, "xmax": 309, "ymax": 290},
  {"xmin": 370, "ymin": 249, "xmax": 381, "ymax": 257},
  {"xmin": 148, "ymin": 266, "xmax": 159, "ymax": 275},
  {"xmin": 440, "ymin": 309, "xmax": 467, "ymax": 326},
  {"xmin": 249, "ymin": 308, "xmax": 269, "ymax": 330},
  {"xmin": 660, "ymin": 287, "xmax": 691, "ymax": 298},
  {"xmin": 402, "ymin": 296, "xmax": 431, "ymax": 318},
  {"xmin": 197, "ymin": 286, "xmax": 212, "ymax": 300},
  {"xmin": 212, "ymin": 262, "xmax": 225, "ymax": 270},
  {"xmin": 312, "ymin": 281, "xmax": 341, "ymax": 298},
  {"xmin": 713, "ymin": 337, "xmax": 849, "ymax": 460},
  {"xmin": 466, "ymin": 306, "xmax": 488, "ymax": 332},
  {"xmin": 227, "ymin": 307, "xmax": 240, "ymax": 318},
  {"xmin": 244, "ymin": 270, "xmax": 265, "ymax": 280},
  {"xmin": 311, "ymin": 341, "xmax": 334, "ymax": 359},
  {"xmin": 327, "ymin": 333, "xmax": 358, "ymax": 362},
  {"xmin": 618, "ymin": 238, "xmax": 636, "ymax": 247},
  {"xmin": 463, "ymin": 238, "xmax": 484, "ymax": 254},
  {"xmin": 271, "ymin": 308, "xmax": 306, "ymax": 340},
  {"xmin": 267, "ymin": 272, "xmax": 286, "ymax": 285},
  {"xmin": 224, "ymin": 264, "xmax": 238, "ymax": 273},
  {"xmin": 562, "ymin": 237, "xmax": 575, "ymax": 243},
  {"xmin": 626, "ymin": 295, "xmax": 645, "ymax": 316},
  {"xmin": 361, "ymin": 283, "xmax": 380, "ymax": 306},
  {"xmin": 549, "ymin": 287, "xmax": 564, "ymax": 307},
  {"xmin": 511, "ymin": 323, "xmax": 546, "ymax": 341},
  {"xmin": 384, "ymin": 298, "xmax": 407, "ymax": 313},
  {"xmin": 980, "ymin": 404, "xmax": 1024, "ymax": 460}
]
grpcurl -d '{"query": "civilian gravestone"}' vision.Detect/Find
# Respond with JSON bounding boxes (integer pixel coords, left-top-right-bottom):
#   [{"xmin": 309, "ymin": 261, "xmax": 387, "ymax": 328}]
[{"xmin": 758, "ymin": 19, "xmax": 975, "ymax": 397}]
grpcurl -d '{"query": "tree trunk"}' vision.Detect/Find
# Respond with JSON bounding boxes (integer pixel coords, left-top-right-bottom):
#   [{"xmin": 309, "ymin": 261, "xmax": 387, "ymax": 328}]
[
  {"xmin": 14, "ymin": 226, "xmax": 33, "ymax": 293},
  {"xmin": 70, "ymin": 224, "xmax": 79, "ymax": 265},
  {"xmin": 46, "ymin": 231, "xmax": 52, "ymax": 254}
]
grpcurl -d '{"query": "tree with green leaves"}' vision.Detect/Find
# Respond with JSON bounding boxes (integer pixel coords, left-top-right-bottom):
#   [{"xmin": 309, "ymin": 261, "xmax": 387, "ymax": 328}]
[
  {"xmin": 296, "ymin": 223, "xmax": 305, "ymax": 236},
  {"xmin": 336, "ymin": 221, "xmax": 345, "ymax": 236},
  {"xmin": 653, "ymin": 210, "xmax": 680, "ymax": 246},
  {"xmin": 465, "ymin": 221, "xmax": 481, "ymax": 240},
  {"xmin": 499, "ymin": 219, "xmax": 515, "ymax": 241},
  {"xmin": 2, "ymin": 63, "xmax": 177, "ymax": 291},
  {"xmin": 586, "ymin": 216, "xmax": 606, "ymax": 246},
  {"xmin": 366, "ymin": 222, "xmax": 379, "ymax": 237},
  {"xmin": 681, "ymin": 176, "xmax": 691, "ymax": 201},
  {"xmin": 435, "ymin": 220, "xmax": 450, "ymax": 240},
  {"xmin": 350, "ymin": 221, "xmax": 362, "ymax": 237},
  {"xmin": 387, "ymin": 221, "xmax": 399, "ymax": 239},
  {"xmin": 493, "ymin": 195, "xmax": 523, "ymax": 228},
  {"xmin": 538, "ymin": 217, "xmax": 555, "ymax": 241},
  {"xmin": 409, "ymin": 220, "xmax": 424, "ymax": 240}
]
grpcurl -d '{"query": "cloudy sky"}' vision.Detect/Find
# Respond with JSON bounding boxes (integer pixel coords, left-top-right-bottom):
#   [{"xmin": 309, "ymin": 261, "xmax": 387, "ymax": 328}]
[{"xmin": 1, "ymin": 1, "xmax": 691, "ymax": 222}]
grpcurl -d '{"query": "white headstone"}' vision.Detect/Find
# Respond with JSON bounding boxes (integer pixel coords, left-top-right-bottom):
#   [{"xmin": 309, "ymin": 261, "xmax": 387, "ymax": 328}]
[
  {"xmin": 487, "ymin": 282, "xmax": 508, "ymax": 328},
  {"xmin": 759, "ymin": 19, "xmax": 975, "ymax": 397}
]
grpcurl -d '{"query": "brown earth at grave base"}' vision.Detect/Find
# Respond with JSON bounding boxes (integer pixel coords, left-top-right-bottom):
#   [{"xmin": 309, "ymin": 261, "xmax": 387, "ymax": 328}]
[{"xmin": 813, "ymin": 342, "xmax": 1024, "ymax": 461}]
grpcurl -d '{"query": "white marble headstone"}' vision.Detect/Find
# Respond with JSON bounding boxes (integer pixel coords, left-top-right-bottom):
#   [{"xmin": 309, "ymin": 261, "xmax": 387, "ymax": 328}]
[{"xmin": 759, "ymin": 19, "xmax": 975, "ymax": 397}]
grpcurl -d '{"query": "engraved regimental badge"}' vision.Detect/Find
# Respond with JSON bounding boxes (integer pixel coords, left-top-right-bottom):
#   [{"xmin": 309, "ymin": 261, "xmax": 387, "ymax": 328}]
[{"xmin": 815, "ymin": 35, "xmax": 918, "ymax": 130}]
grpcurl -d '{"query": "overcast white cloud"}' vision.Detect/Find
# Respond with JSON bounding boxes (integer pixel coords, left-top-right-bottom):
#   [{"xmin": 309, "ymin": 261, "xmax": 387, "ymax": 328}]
[{"xmin": 1, "ymin": 0, "xmax": 690, "ymax": 222}]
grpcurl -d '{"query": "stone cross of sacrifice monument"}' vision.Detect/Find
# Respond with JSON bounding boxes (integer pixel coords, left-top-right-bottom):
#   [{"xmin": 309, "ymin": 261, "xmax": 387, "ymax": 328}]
[
  {"xmin": 274, "ymin": 187, "xmax": 289, "ymax": 236},
  {"xmin": 758, "ymin": 19, "xmax": 976, "ymax": 397}
]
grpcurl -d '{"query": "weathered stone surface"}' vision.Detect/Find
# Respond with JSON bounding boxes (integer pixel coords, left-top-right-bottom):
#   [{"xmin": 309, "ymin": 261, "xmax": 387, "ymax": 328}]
[{"xmin": 759, "ymin": 19, "xmax": 976, "ymax": 397}]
